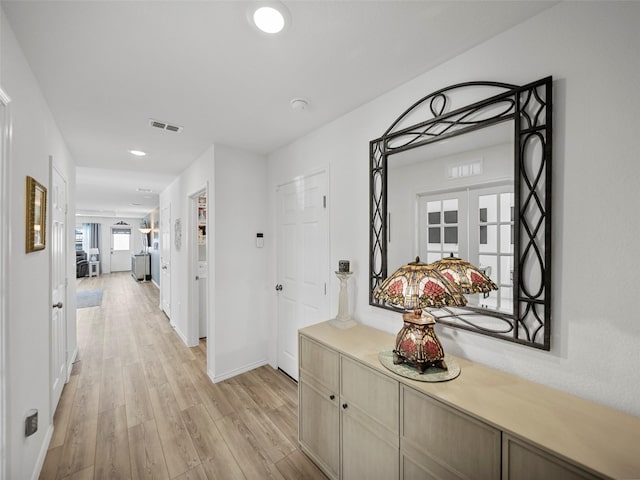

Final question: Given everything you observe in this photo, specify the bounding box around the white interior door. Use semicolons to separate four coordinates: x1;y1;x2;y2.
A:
110;226;132;272
51;164;67;412
277;171;329;380
160;205;171;318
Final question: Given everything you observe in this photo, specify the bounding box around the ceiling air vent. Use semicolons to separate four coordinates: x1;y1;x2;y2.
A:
149;118;183;133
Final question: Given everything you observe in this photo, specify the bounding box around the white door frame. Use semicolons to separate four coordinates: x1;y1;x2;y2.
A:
188;184;208;347
0;86;12;480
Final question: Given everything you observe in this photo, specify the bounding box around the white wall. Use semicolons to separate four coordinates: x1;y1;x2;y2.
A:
268;2;640;416
212;144;269;381
75;216;145;275
1;8;77;479
159;148;214;346
159;144;269;381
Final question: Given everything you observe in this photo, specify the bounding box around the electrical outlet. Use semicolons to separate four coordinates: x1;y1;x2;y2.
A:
25;409;38;437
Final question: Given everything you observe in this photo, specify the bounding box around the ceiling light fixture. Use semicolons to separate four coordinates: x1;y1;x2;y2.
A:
129;150;147;157
249;2;290;34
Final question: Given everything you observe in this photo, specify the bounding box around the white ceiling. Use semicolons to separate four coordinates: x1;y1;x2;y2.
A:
2;0;556;218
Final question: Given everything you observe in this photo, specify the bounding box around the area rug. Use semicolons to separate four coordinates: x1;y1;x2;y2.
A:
77;288;103;309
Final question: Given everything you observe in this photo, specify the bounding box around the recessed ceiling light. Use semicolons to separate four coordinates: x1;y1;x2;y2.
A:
136;187;153;193
129;150;147;157
249;2;290;34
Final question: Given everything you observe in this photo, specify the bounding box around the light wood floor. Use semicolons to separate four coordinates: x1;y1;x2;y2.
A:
40;272;325;480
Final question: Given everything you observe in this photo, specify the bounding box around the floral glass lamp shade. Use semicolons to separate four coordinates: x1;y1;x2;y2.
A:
374;257;466;372
430;253;498;294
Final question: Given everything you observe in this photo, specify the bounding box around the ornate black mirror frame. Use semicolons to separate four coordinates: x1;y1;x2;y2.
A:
369;76;552;350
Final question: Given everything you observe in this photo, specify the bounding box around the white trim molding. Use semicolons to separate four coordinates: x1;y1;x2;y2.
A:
0;86;13;480
210;359;267;384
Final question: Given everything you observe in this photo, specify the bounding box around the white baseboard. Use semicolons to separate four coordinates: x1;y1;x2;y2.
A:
66;346;78;382
173;325;189;347
210;359;267;383
151;279;159;289
31;424;53;480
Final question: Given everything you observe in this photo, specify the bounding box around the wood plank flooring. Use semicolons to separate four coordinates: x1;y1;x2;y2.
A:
40;272;325;480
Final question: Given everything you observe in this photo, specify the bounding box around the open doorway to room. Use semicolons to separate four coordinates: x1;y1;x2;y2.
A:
190;188;208;341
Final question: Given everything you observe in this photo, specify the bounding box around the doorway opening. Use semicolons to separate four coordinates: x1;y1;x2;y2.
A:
190;189;208;341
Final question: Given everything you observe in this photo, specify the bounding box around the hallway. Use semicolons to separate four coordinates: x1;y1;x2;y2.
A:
40;273;324;480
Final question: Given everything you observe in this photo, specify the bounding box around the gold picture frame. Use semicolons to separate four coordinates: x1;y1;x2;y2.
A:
25;176;47;253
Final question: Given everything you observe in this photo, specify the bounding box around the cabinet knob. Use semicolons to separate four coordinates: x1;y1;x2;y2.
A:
342;403;348;409
329;394;335;400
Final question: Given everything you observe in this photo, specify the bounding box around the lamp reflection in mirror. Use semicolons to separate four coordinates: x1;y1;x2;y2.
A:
430;253;498;295
375;256;498;374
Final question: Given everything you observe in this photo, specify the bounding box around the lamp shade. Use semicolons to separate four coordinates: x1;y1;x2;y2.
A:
430;254;498;294
374;257;467;311
88;247;99;262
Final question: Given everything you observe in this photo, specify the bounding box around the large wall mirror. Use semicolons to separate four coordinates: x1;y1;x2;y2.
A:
370;77;552;350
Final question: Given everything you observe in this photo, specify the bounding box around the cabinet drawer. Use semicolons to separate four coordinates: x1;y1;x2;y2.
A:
401;385;500;480
299;335;339;393
503;434;602;480
341;355;399;434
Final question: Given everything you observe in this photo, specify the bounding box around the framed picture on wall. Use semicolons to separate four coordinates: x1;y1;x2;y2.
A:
25;176;47;253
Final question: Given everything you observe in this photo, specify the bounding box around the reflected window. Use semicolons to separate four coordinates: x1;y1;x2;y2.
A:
418;184;513;313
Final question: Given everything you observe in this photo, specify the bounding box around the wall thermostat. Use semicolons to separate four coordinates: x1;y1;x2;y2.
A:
256;233;264;248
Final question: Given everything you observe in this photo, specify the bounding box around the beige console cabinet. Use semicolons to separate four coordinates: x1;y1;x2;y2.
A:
299;322;640;480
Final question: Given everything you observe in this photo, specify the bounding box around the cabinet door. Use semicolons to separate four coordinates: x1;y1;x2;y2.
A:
502;435;602;480
299;335;339;392
342;404;399;480
340;355;399;434
341;355;400;479
400;386;500;480
299;378;340;480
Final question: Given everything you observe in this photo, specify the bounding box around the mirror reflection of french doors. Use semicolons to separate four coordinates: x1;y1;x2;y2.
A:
418;183;513;313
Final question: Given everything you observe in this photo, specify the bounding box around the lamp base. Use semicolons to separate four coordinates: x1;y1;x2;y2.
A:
392;351;447;373
393;310;447;372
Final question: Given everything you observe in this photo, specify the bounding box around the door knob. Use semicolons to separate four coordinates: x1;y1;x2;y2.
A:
52;302;63;309
329;394;335;400
275;284;283;291
195;276;199;280
342;403;348;409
